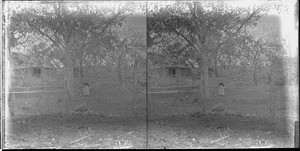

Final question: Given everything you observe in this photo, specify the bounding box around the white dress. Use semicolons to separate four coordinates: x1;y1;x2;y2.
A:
218;85;225;96
83;85;90;96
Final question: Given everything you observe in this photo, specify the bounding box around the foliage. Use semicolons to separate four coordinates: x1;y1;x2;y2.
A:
148;37;195;68
233;19;285;85
9;1;135;66
10;33;54;67
147;1;263;62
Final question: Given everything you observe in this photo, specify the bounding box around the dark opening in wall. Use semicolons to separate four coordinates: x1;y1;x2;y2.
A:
208;67;214;77
74;67;78;77
168;67;176;76
32;67;41;77
74;67;81;77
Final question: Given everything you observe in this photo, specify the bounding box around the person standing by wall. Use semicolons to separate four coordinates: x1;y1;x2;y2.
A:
83;82;90;101
218;82;225;96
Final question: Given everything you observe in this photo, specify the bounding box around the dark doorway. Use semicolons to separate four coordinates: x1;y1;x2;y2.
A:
32;67;41;77
169;67;176;76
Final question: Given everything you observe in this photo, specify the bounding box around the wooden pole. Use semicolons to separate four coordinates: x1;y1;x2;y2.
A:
132;59;138;117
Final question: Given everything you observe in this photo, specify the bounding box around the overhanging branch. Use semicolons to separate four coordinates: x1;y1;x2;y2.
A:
164;25;208;63
214;9;261;52
27;21;63;50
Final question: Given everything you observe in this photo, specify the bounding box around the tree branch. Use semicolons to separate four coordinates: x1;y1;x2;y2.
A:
66;20;78;43
83;12;121;49
54;3;67;41
188;2;203;43
27;21;63;50
202;19;212;43
214;9;261;52
52;29;65;48
167;26;208;62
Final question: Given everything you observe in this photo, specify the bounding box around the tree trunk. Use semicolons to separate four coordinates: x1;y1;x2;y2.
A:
253;65;258;86
212;51;218;78
77;60;85;98
210;53;218;100
268;67;276;118
132;60;138;116
123;63;126;84
66;51;76;102
201;62;210;114
214;67;218;77
268;72;272;84
118;64;123;85
80;62;84;78
117;54;124;85
253;73;258;86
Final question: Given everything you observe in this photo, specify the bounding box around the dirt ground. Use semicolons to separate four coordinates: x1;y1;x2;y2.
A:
3;84;298;149
4;112;294;149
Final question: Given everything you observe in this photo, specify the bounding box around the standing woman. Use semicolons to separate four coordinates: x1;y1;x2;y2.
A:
217;82;225;103
218;82;225;96
83;82;90;101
